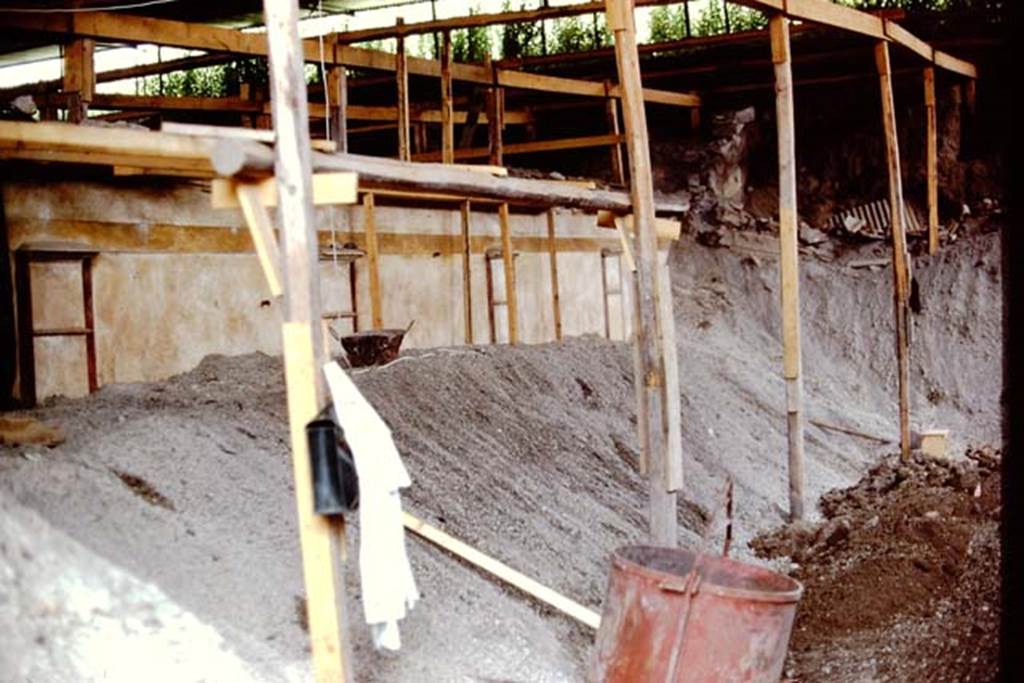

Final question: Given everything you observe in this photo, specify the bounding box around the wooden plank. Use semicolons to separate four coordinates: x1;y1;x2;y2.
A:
344;104;530;125
440;31;454;165
234;183;284;297
607;0;677;546
213;173;357;209
395;20;411;162
876;40;912;463
499;203;519;344
596;211;681;241
486;68;504;167
658;254;682;492
761;0;886;40
403;512;600;629
934;50;978;78
412;134;625;162
261;0;351;679
162;122;336;152
461;200;473;344
884;20;933;62
924;67;939;255
771;15;806;521
547;208;563;341
14;251;36;406
363;193;383;329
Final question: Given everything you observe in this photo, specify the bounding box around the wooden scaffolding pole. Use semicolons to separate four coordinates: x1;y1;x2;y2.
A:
363;192;383;329
875;41;912;462
261;1;350;680
326;63;348;152
461;200;474;344
62;38;94;123
770;15;806;521
395;19;411;162
924;66;939;255
498;202;519;344
440;30;455;165
546;208;563;341
604;80;626;186
486;62;504;167
606;0;677;546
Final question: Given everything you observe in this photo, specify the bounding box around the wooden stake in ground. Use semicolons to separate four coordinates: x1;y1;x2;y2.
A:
461;200;473;344
498;202;519;344
606;0;677;547
546;208;563;341
261;0;351;680
875;41;912;462
924;66;939;255
363;192;383;329
770;14;806;521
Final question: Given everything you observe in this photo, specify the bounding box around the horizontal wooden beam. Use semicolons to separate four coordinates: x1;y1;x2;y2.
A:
210;136;688;215
411;134;623;162
3;10;699;108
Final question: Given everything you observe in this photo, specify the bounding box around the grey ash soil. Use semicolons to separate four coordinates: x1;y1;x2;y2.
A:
0;230;1002;681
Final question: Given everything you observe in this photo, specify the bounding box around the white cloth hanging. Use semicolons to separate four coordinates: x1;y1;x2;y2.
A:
323;361;419;650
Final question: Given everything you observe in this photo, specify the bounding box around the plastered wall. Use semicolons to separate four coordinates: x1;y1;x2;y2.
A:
4;179;636;400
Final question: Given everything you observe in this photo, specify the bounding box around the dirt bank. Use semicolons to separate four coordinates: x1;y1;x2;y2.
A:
0;230;1003;680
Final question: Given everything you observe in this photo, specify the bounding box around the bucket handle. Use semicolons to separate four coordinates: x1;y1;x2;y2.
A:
664;568;703;680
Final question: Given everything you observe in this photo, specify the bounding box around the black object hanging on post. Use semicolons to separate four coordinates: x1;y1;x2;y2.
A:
306;405;359;515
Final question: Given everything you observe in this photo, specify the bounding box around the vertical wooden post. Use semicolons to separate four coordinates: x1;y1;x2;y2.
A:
261;1;350;681
327;62;348;152
606;0;677;546
440;30;455;165
63;38;94;123
604;80;626;186
546;208;563;341
498;203;519;345
461;200;474;344
875;41;912;462
81;257;98;394
924;66;939;255
396;19;411;161
771;15;806;521
363;193;383;329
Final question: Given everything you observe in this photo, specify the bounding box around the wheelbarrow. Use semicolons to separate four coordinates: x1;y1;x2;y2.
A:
336;320;415;368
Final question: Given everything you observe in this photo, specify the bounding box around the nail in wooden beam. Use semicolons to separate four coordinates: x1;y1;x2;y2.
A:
771;14;806;521
261;0;351;680
461;200;474;344
604;80;626;185
363;192;383;329
924;66;939;255
876;40;912;462
396;19;411;162
499;203;519;344
606;0;677;546
327;62;348;152
546;208;563;341
441;30;455;165
63;38;95;124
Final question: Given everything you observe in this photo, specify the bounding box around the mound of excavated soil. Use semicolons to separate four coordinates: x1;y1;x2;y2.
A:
753;446;1001;682
0;231;1003;680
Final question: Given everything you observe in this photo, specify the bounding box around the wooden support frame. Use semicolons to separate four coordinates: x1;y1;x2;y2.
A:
606;0;677;546
875;40;913;463
486;69;504;167
498;203;519;345
604;80;626;186
770;14;806;521
461;200;474;344
440;30;455;165
547;208;563;342
411;133;624;163
924;66;939;255
362;193;383;329
395;19;411;162
261;1;351;680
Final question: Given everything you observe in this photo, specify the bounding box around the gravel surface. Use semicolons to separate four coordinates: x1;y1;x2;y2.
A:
0;231;1003;681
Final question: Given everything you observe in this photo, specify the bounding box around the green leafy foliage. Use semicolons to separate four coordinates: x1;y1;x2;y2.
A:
551;13;611;54
649;5;688;43
500;1;544;59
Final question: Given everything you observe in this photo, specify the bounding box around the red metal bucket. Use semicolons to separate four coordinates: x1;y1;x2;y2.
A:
591;545;803;682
